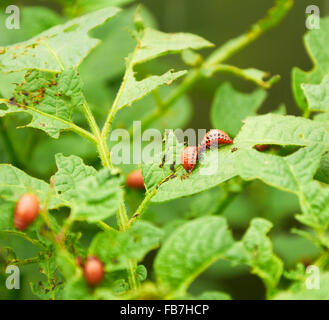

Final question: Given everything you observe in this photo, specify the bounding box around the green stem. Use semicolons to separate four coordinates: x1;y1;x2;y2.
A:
128;188;158;227
101;46;139;142
204;0;294;68
216;181;250;215
96;221;116;232
8;256;40;267
81;102;113;170
131;1;293;134
118;201;139;291
0;230;47;250
0;98;96;144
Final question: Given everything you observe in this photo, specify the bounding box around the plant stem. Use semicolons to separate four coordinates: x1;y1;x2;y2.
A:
0;230;47;250
132;0;293;133
81;102;113;170
101;47;139;142
127;188;158;227
8;256;40;267
0;98;96;144
96;221;116;232
217;181;251;214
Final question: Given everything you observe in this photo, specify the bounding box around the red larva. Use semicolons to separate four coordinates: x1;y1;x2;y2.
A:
181;146;198;173
83;256;104;286
126;169;145;189
255;144;271;152
14;193;40;231
199;129;233;153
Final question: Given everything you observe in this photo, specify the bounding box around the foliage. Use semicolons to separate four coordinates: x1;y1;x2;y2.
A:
2;0;329;301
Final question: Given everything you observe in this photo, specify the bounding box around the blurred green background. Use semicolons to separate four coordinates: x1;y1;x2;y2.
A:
0;0;326;300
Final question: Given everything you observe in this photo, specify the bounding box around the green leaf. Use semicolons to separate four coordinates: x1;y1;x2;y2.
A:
0;199;15;230
211;82;267;136
108;12;213;115
292;16;329;111
209;65;280;88
0;69;84;138
89;221;162;270
116;69;186;110
63;277;94;300
0;164;63;209
154;216;234;296
56;250;77;280
146;114;329;203
231;218;283;289
54;154;123;222
32;252;64;300
303;74;329;113
132;28;213;65
113;85;192;132
135;264;147;283
0;7;121;73
235;114;329;148
71;0;134;15
315;152;329;184
237;145;329;229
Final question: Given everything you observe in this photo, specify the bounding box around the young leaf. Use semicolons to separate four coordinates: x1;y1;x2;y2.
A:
154;216;234;296
292;16;329;111
0;7;121;73
116;69;186;110
103;12;213;129
237;145;329;229
89;221;163;270
303;74;329;113
211;82;267;136
0;69;85;138
235;114;329;148
132;28;213;66
0;164;63;208
54;154;123;222
32;252;64;300
229;218;283;289
70;0;135;15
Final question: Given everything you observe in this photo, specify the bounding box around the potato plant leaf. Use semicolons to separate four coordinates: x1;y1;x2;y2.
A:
292;16;329;111
211;82;267;136
54;154;123;222
146;114;329;203
228;218;283;289
0;164;63;208
154;216;234;296
109;12;213;114
89;221;163;271
303;74;329;114
0;7;121;73
0;69;87;139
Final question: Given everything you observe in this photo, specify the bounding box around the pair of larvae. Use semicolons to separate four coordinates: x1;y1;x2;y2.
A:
181;129;233;173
